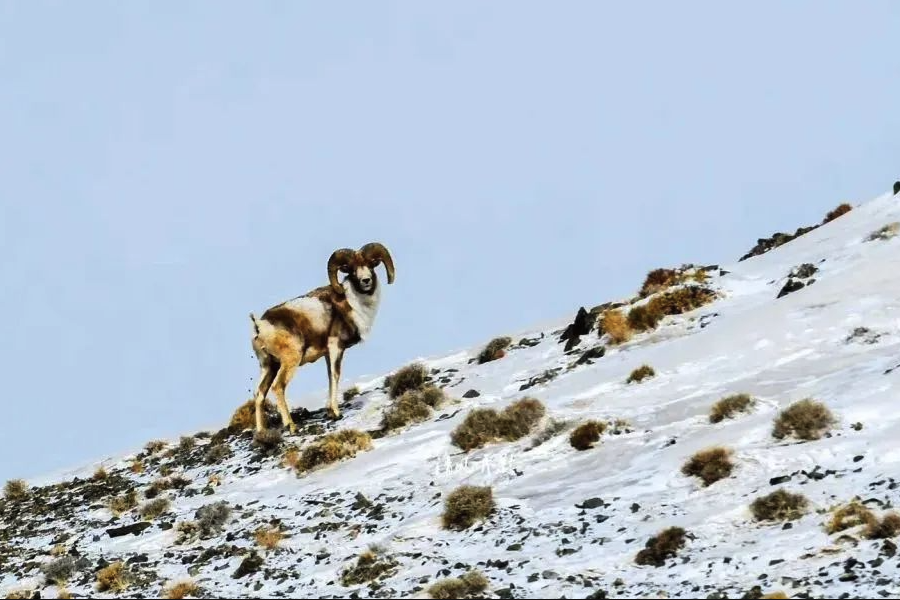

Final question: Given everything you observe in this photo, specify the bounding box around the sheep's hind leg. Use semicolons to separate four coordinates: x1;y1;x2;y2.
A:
253;363;277;432
271;359;300;434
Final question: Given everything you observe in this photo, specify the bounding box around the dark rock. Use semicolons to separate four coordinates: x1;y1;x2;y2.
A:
106;522;152;538
586;590;608;599
777;279;806;298
462;389;480;398
127;554;149;564
739;225;819;262
769;475;792;485
853;455;864;462
232;551;264;579
881;540;897;557
894;181;900;195
559;307;596;351
630;503;640;513
573;345;606;368
792;263;818;279
519;368;561;391
782;522;793;530
577;498;607;510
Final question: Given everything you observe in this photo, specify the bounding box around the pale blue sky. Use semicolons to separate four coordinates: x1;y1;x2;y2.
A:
2;2;899;481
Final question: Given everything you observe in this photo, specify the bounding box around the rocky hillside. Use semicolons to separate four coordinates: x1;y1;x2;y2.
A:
3;186;900;599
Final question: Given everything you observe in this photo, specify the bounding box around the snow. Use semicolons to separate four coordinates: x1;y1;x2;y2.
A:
3;189;900;598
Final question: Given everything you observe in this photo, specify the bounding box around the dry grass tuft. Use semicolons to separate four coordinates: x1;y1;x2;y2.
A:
50;544;67;557
599;309;632;344
381;385;446;432
627;365;655;384
96;562;130;592
647;285;716;317
139;497;172;520
866;222;900;241
253;428;284;454
681;447;734;486
229;398;278;431
826;501;877;534
57;588;72;600
92;466;108;480
109;489;138;516
282;448;301;470
442;485;495;531
426;571;490;599
343;386;361;402
164;580;201;599
823;202;853;223
386;363;430;399
41;557;77;585
254;525;285;550
751;489;808;522
865;512;900;539
450;398;546;451
178;436;196;453
635;527;688;567
477;336;512;364
761;593;788;599
4;479;28;501
639;268;680;297
627;304;662;332
296;429;373;473
772;399;836;441
340;547;398;586
130;459;144;474
569;421;606;451
144;439;168;454
709;393;755;423
4;589;35;600
204;443;232;464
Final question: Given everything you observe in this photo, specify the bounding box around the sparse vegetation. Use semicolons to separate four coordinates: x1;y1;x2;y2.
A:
343;386;361;402
178;436;196;452
426;571;490;599
866;222;900;241
647;285;716;318
635;527;688;567
57;588;72;600
340;548;398;586
381;385;446;432
109;489;138;516
254;525;285;550
282;448;301;470
710;393;755;423
442;485;495;531
4;589;35;600
865;512;900;539
146;475;190;499
139;497;172;520
92;466;108;480
569;421;606;450
196;501;232;537
229;398;276;431
627;304;662;332
826;501;876;534
450;398;546;451
41;556;77;585
599;309;632;344
681;447;734;486
145;439;168;454
4;479;28;501
627;365;655;384
253;428;284;454
477;336;512;364
130;459;144;474
204;443;232;464
96;562;130;592
386;362;430;399
639;268;680;297
772;399;836;441
823;202;852;223
164;580;201;599
295;429;373;472
751;489;809;522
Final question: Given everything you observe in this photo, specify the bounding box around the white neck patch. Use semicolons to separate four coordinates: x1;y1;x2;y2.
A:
342;278;381;341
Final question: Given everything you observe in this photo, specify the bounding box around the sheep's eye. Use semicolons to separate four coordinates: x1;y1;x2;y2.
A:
340;266;352;274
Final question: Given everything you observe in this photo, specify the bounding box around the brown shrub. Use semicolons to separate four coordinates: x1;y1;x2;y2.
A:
340;548;398;586
627;304;662;332
569;421;606;451
635;527;688;567
450;398;546;451
627;365;655;384
229;399;276;431
477;337;512;364
599;309;632;344
709;393;755;423
826;501;876;534
4;479;28;501
647;285;716;317
204;443;232;464
865;512;900;539
751;489;808;522
144;440;168;454
639;268;680;297
130;459;144;474
252;428;284;454
178;436;196;453
343;386;361;402
164;580;201;599
57;588;72;600
772;399;835;441
381;385;446;432
426;571;490;599
386;363;430;399
254;525;284;550
92;467;108;481
442;486;495;530
296;429;372;473
681;447;734;486
282;448;301;470
823;202;852;224
96;562;130;592
109;489;138;516
4;589;35;600
139;497;171;520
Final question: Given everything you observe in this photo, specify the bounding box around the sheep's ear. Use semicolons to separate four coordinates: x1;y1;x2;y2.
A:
340;265;353;274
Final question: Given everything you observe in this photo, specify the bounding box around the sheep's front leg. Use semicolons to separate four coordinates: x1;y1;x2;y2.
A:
326;337;344;419
271;358;300;434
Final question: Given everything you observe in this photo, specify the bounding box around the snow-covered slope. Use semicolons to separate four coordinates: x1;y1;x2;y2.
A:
4;189;900;599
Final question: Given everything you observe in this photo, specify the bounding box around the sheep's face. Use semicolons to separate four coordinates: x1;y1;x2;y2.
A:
342;263;376;294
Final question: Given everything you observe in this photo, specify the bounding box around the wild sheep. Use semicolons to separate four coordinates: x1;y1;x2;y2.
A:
249;242;395;432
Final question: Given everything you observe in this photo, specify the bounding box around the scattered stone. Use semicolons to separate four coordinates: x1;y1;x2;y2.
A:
770;475;792;485
577;498;607;510
462;389;480;398
106;522;152;538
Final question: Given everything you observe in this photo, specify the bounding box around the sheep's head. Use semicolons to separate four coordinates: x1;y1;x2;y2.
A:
328;243;396;295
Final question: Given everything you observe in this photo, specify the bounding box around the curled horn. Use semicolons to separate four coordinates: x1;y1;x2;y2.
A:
328;248;358;294
360;242;395;284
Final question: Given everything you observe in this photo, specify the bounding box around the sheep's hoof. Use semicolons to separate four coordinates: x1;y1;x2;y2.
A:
328;410;342;421
287;422;298;435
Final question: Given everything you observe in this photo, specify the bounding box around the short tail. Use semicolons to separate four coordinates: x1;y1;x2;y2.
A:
250;313;260;336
